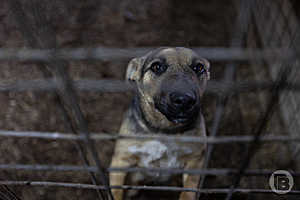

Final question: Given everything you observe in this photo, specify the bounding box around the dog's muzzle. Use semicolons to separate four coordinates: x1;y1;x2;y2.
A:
155;91;200;124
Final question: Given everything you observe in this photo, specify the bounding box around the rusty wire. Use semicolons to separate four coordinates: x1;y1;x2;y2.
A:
1;164;300;177
1;181;300;195
0;78;300;95
0;47;296;62
1;129;300;143
0;0;299;199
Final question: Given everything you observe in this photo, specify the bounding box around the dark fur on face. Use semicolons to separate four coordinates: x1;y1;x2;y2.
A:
153;73;201;124
126;47;210;133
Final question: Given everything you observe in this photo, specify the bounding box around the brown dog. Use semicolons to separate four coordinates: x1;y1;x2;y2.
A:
110;47;210;200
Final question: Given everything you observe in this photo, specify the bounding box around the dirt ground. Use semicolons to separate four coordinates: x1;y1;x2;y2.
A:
0;0;298;200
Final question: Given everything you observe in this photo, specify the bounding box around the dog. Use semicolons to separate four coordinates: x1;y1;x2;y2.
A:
109;47;210;200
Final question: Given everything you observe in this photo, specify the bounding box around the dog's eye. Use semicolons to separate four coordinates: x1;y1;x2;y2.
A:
150;62;167;75
191;63;206;75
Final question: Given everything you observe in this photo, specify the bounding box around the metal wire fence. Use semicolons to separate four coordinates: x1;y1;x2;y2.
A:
0;0;300;200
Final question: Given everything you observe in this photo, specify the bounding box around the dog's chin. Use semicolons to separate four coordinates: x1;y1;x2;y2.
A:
166;109;200;125
167;116;192;124
154;102;200;125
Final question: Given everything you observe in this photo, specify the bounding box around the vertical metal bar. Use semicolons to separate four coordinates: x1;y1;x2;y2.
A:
196;0;253;199
8;1;113;199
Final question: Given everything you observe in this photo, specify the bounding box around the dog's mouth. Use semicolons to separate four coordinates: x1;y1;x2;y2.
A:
154;98;200;124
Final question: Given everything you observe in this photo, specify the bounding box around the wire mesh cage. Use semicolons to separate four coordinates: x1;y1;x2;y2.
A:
0;0;299;200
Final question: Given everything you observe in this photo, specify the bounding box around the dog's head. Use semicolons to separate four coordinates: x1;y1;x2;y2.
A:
127;47;210;132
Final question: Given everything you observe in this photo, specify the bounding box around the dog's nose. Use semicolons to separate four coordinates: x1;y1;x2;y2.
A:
169;92;196;110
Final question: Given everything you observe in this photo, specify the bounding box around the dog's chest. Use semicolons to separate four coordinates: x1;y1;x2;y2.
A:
127;140;194;181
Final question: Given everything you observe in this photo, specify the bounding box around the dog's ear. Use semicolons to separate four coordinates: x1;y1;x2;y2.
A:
202;58;210;80
126;57;144;82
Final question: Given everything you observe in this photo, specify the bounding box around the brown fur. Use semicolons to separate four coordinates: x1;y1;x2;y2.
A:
110;47;210;200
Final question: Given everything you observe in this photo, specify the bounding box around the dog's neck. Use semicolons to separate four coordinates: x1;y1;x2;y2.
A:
131;96;202;134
